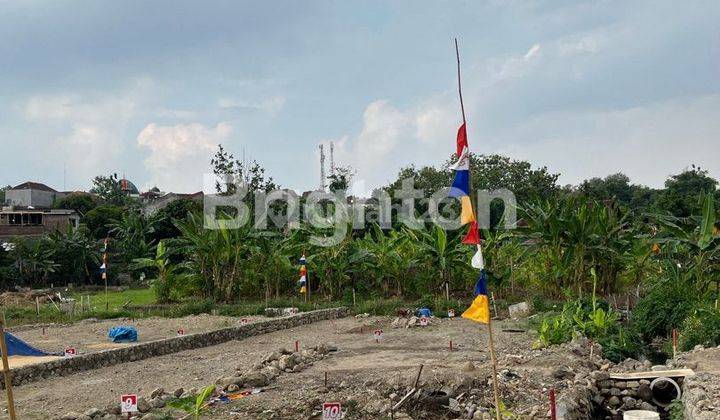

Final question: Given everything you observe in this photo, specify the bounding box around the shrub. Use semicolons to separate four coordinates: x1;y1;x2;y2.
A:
678;306;720;351
631;276;699;341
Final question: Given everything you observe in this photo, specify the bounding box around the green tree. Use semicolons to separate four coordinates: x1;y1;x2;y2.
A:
90;173;129;206
132;241;179;303
656;166;718;217
0;185;10;204
48;225;100;284
54;192;99;215
328;165;355;192
150;198;203;242
84;205;125;239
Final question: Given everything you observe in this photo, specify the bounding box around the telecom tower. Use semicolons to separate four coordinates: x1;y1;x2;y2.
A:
319;144;326;191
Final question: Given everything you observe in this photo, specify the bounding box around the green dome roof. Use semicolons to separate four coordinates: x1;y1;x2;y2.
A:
119;178;139;194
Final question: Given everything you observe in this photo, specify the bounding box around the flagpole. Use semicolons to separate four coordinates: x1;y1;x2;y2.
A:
455;37;501;420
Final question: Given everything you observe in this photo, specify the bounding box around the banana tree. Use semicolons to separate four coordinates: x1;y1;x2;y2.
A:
415;225;468;296
651;192;720;292
132;240;179;303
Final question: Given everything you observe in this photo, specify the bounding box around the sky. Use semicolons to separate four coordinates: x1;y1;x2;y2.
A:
1;0;719;194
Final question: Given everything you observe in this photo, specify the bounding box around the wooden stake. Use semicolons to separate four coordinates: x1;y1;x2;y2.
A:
549;389;557;420
0;316;18;420
486;322;501;420
445;282;450;301
35;297;40;319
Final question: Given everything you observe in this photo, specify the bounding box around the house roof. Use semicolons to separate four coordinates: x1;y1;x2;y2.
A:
11;182;57;192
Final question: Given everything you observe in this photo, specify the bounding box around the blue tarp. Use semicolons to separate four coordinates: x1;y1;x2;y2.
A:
1;332;55;357
108;326;138;343
418;307;433;318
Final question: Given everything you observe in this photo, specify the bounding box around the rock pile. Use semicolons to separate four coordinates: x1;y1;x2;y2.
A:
215;344;337;392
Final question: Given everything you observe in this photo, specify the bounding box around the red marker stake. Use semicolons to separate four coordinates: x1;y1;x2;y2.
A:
295;340;299;352
549;389;557;420
449;340;453;351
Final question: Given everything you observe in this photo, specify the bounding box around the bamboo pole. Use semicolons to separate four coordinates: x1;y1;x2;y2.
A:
456;37;501;420
486;322;502;420
0;316;17;420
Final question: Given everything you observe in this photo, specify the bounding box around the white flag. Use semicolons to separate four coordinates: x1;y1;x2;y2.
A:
471;246;484;269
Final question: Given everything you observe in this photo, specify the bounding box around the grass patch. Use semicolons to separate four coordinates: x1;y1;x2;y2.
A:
68;288;156;311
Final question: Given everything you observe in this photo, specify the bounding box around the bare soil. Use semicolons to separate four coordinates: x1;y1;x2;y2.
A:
7;314;261;368
1;315;596;419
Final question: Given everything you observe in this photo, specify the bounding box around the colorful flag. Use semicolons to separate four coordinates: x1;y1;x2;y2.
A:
299;254;307;294
462;270;490;324
448;124;480;244
471;246;484;269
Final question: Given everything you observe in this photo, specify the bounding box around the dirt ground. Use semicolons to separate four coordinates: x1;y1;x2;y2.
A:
1;315;596;419
7;314;260;368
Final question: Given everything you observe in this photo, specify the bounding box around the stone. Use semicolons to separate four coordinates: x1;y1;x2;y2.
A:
508;302;531;319
240;371;270;387
173;388;184;397
149;397;165;409
140;414;165;420
149;387;164;399
640;401;657;411
608;396;621;406
462;361;476;372
83;408;102;417
406;316;418;328
217;376;243;388
552;367;574;380
227;384;240;392
137;397;150;413
61;413;81;420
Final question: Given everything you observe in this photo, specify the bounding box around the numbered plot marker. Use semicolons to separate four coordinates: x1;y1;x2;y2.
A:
177;328;185;336
240;318;249;325
373;329;383;342
64;347;77;357
322;402;342;420
419;316;429;327
448;309;455;318
121;394;138;413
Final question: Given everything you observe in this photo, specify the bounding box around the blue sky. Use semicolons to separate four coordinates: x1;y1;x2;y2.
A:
1;0;719;193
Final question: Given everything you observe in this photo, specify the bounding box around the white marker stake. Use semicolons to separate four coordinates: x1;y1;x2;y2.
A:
240;318;249;325
420;316;429;327
373;329;383;343
176;329;185;336
322;402;342;420
64;348;77;358
448;309;455;318
121;394;138;414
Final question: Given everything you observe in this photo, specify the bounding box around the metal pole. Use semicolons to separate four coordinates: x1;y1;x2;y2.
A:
0;316;18;420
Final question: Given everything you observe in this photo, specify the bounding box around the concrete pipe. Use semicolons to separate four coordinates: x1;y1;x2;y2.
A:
649;376;681;407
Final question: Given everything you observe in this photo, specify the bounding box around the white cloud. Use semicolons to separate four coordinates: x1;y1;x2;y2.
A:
495;94;720;188
524;43;541;60
137;122;232;192
21;92;138;186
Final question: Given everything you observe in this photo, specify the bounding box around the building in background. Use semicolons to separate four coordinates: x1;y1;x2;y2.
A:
3;182;66;208
0;208;79;241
